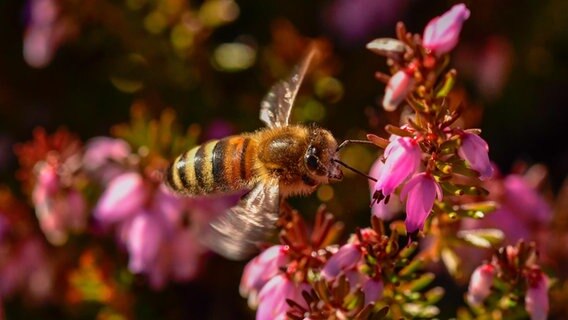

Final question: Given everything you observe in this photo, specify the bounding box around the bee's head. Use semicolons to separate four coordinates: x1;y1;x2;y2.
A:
304;128;343;183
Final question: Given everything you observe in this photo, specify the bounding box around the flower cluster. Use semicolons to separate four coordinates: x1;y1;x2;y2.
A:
241;206;443;319
12;105;237;291
465;241;549;320
367;4;492;235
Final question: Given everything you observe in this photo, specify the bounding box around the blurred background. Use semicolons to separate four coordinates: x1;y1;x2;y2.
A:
0;0;567;319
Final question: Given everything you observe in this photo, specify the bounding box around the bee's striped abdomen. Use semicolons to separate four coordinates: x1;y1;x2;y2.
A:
166;136;256;195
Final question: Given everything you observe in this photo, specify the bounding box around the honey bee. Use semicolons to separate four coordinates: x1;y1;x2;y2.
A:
165;50;343;260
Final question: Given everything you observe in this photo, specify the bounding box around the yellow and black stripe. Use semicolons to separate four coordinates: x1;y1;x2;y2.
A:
166;136;257;195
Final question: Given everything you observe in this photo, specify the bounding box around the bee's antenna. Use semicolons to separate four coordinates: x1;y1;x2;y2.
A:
336;139;375;151
332;159;378;182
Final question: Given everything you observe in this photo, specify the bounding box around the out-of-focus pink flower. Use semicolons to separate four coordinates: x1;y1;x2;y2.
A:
321;243;362;280
32;162;87;245
83;137;131;182
400;173;442;232
240;245;289;307
458;132;493;180
382;70;415;111
467;263;495;305
373;137;421;198
94;172;147;223
126;211;165;273
422;4;470;55
170;228;205;281
323;0;408;46
256;275;309;320
23;0;77;68
504;175;551;224
525;273;549;320
362;278;384;305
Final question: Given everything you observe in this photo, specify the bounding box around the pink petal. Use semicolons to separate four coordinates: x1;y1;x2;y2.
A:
402;173;439;232
256;275;308;320
363;279;384;305
382;70;415;111
467;263;495;305
375;137;421;196
458;133;494;180
422;4;470;55
240;245;289;305
126;211;165;273
525;274;549;320
94;172;147;223
321;244;362;280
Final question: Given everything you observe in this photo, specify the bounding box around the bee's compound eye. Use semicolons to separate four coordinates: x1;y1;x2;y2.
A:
306;154;318;171
305;146;319;172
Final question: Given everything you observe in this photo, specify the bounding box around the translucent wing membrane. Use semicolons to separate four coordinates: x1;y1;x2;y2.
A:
201;183;280;260
259;49;316;128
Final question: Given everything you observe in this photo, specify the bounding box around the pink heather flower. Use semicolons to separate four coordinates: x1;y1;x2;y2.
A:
382;70;415;111
240;245;289;307
83;137;131;183
467;264;495;305
32;163;87;245
401;173;442;232
369;156;401;220
458;132;494;180
125;211;165;273
170;228;205;282
374;136;421;198
321;243;362;281
256;275;309;320
504;175;551;224
363;278;384;305
422;4;470;55
94;172;147;223
525;274;549;320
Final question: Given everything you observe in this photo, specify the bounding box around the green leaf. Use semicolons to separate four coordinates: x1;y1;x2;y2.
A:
457;229;504;248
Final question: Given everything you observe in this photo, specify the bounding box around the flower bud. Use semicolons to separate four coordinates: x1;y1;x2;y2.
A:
382;70;415;111
321;243;362;280
422;4;470;55
467;263;495;305
525;273;549;320
240;245;289;307
400;173;442;233
458;132;494;180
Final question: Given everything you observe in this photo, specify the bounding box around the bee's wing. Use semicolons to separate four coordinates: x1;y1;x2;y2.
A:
259;49;316;128
201;182;280;260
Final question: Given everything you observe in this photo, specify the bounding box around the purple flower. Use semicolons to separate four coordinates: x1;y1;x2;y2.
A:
83;137;131;183
125;211;165;273
94;172;147;223
467;263;495;305
256;274;309;320
32;162;87;245
373;136;421;197
362;278;384;305
240;245;289;307
369;159;401;220
400;173;442;232
458;132;494;180
525;273;549;320
170;228;205;281
422;4;470;55
382;70;415;111
504;175;551;224
321;243;362;281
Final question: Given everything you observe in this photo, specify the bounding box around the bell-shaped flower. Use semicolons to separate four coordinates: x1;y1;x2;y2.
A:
363;278;384;305
83;137;131;183
256;274;309;320
401;173;442;232
94;172;147;223
467;263;495;305
383;70;415;111
525;273;549;320
240;245;289;307
458;132;494;180
321;243;362;281
422;4;470;55
125;211;165;273
373;137;421;198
